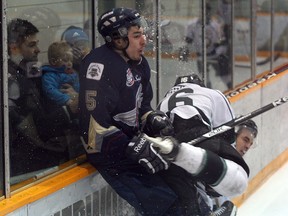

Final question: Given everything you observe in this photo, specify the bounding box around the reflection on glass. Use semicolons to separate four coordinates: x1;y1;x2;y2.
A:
181;2;231;90
257;0;288;72
151;0;233;96
233;0;252;85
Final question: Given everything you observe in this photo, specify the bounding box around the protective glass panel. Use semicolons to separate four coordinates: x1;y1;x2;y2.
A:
149;0;234;99
0;2;3;197
159;0;201;98
6;0;90;188
257;0;288;72
233;0;253;84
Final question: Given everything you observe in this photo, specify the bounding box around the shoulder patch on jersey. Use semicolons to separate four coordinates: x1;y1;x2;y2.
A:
86;63;104;80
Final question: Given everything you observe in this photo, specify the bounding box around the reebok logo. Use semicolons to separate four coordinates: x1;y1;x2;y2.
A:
134;137;146;153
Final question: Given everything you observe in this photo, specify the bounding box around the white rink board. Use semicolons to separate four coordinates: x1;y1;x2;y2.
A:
6;173;137;216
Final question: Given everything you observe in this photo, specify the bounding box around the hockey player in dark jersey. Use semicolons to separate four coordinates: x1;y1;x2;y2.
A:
78;7;192;216
127;74;250;215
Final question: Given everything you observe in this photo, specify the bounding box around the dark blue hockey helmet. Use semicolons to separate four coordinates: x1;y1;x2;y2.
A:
97;7;148;43
174;74;205;87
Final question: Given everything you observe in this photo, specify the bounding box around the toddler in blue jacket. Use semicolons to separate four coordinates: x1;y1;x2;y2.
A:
41;41;79;109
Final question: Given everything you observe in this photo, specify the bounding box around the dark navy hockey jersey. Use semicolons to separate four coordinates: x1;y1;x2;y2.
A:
79;44;153;158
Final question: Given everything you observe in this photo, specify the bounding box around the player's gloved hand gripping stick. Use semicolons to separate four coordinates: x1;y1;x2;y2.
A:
126;134;179;174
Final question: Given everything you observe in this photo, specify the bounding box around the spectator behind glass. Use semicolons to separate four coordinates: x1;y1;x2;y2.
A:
41;41;79;111
7;19;81;177
19;7;69;105
61;26;91;73
20;7;61;64
179;3;231;89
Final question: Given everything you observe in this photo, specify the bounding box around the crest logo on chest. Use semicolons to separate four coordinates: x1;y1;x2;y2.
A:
126;68;134;87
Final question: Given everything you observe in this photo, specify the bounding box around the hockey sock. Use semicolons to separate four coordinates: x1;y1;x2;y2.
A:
173;143;226;184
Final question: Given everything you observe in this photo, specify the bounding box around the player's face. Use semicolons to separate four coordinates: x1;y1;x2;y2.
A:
19;34;40;62
125;26;147;61
236;128;255;156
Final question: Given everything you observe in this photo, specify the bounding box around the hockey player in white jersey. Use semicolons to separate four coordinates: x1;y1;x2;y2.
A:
127;74;249;215
207;120;258;213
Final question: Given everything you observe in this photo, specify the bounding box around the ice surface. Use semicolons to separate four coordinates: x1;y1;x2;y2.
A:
237;161;288;216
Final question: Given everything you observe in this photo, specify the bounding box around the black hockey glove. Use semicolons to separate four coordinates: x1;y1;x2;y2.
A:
126;134;180;174
142;110;174;137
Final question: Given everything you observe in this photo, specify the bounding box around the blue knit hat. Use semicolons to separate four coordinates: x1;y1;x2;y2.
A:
61;26;89;45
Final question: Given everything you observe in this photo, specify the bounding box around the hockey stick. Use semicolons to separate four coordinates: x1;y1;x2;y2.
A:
188;96;288;145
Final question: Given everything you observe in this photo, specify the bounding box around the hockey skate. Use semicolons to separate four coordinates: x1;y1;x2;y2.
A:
209;201;237;216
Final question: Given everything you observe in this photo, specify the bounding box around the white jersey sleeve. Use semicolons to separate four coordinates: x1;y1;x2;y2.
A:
158;83;234;128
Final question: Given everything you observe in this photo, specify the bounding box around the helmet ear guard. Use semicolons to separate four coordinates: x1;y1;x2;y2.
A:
105;36;112;43
118;27;129;37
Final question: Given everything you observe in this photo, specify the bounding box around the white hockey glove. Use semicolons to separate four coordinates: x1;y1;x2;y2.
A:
126;134;179;174
144;134;180;162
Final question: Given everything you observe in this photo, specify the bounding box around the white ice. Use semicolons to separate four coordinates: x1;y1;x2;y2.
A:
237;161;288;216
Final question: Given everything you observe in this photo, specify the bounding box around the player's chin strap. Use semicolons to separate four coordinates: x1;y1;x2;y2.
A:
121;40;131;60
110;37;142;63
187;96;288;146
112;37;131;60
